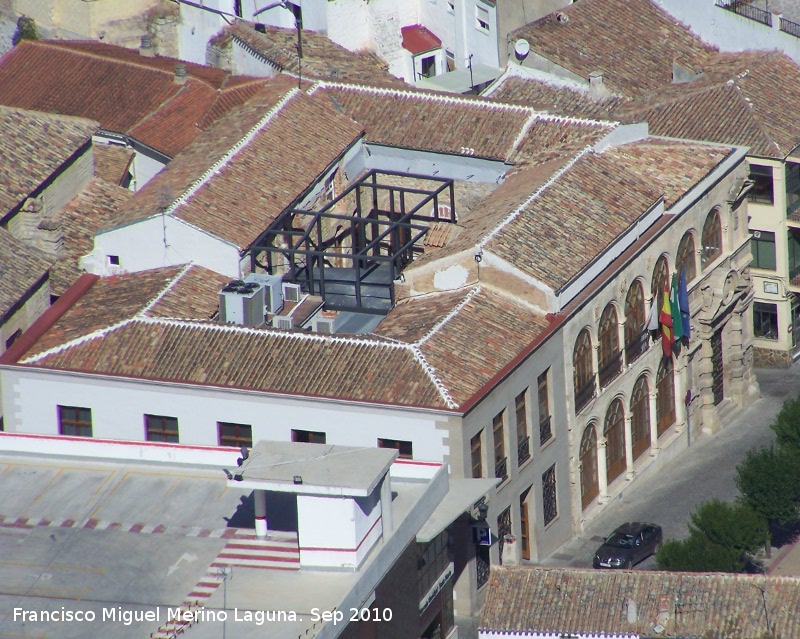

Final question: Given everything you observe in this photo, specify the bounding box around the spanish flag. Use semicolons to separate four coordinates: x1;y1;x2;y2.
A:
660;281;673;357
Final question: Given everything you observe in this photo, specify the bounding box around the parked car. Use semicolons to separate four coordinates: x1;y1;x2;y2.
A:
593;522;663;569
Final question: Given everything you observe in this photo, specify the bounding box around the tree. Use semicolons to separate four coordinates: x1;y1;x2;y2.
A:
771;392;800;453
12;16;37;46
656;531;742;572
735;445;800;556
689;499;766;556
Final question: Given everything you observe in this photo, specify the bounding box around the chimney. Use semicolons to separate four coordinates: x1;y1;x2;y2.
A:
589;70;610;101
174;64;188;84
139;34;155;57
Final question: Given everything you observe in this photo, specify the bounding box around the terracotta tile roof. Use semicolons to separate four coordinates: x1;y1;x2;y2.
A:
486;149;662;290
489;75;626;120
316;83;613;163
227;20;405;87
401;25;442;56
0;40;263;157
93;145;134;186
480;566;800;638
621;51;800;159
52;179;133;296
146;267;230;320
0;105;98;216
104;77;363;248
0;229;53;322
510;0;717;96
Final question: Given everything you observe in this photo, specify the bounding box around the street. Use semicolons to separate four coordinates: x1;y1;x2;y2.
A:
545;362;800;568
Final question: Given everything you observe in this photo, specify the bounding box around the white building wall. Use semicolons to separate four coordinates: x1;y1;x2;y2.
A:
327;0;373;51
461;0;499;68
178;2;230;65
656;0;800;66
231;39;282;77
85;216;242;278
420;0;457;59
297;495;362;567
0;367;451;461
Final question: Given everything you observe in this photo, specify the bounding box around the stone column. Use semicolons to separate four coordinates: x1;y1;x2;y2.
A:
597;437;609;502
592;342;601;396
649;391;660;456
674;354;687;434
254;489;268;540
624;413;635;479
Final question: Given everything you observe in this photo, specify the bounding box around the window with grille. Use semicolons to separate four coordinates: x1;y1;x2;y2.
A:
604;398;626;484
378;438;413;459
656;359;676;436
218;422;252;447
631;376;651;460
471;431;483;478
598;304;621;388
573;329;595;412
145;414;179;443
497;506;512;563
493;411;507;481
542;464;557;525
58;405;92;437
538;369;552;445
701;209;722;270
624;281;648;364
676;232;697;282
292;429;326;444
754;302;779;340
515;391;530;466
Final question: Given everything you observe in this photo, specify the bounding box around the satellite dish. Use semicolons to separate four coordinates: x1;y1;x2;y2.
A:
514;39;530;60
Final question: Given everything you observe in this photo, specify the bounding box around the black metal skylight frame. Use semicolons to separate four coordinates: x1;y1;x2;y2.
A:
249;169;456;313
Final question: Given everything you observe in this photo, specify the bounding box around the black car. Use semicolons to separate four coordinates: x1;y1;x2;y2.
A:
593;522;663;569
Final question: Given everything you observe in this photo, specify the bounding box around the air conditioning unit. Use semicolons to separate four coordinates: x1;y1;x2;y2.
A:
245;273;283;314
219;280;265;327
272;315;294;330
313;317;336;334
283;283;302;303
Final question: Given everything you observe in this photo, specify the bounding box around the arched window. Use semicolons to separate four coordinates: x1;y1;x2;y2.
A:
631;376;650;460
604;398;626;484
573;329;595;412
676;232;697;282
624;281;648;364
598;304;621;388
701;209;722;270
580;424;599;509
656;358;676;436
651;255;670;300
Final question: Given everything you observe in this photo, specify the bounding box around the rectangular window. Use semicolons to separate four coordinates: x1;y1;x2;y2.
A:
58;405;92;437
515;391;530;466
748;164;774;204
476;5;490;31
787;161;800;215
145;414;179;443
751;230;776;270
218;422;252;447
5;328;22;350
497;506;512;564
292;429;326;444
470;431;483;478
538;369;552;445
446;49;455;72
421;55;436;79
754;302;779;340
493;411;507;481
520;488;531;560
378;437;413;459
542;464;557;525
789;229;800;280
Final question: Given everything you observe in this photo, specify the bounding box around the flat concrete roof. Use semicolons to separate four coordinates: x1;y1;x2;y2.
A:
230;440;398;497
416;477;500;543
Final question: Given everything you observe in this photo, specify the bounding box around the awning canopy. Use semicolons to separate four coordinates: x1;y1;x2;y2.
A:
416;477;500;543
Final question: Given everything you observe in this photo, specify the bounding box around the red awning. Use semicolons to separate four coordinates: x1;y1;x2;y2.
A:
401;24;442;56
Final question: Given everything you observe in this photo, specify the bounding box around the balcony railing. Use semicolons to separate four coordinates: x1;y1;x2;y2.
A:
624;332;649;365
495;457;508;482
574;375;596;413
781;16;800;38
517;436;531;467
598;351;623;388
715;0;772;26
539;415;553;446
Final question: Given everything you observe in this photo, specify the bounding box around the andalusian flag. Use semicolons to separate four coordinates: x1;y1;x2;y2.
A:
670;273;683;341
659;281;673;357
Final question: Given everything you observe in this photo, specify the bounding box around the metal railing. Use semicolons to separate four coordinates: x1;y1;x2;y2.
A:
715;0;772;26
598;351;623;389
625;332;649;365
781;16;800;37
539;415;553;446
495;457;508;482
575;376;596;413
517;436;531;467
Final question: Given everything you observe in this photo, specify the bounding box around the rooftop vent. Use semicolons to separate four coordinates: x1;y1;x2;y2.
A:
174;64;188;84
140;34;155;57
556;11;569;23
